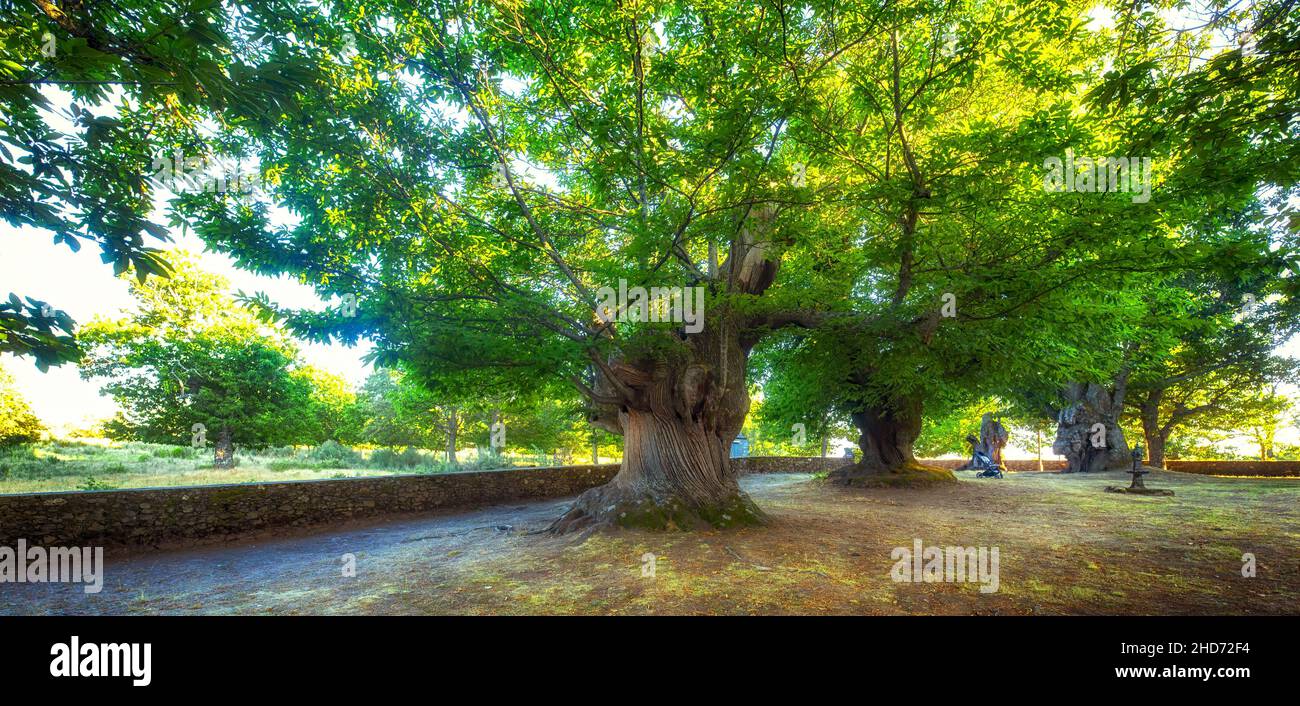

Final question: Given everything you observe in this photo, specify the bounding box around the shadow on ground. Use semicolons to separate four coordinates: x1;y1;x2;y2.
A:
3;469;1298;615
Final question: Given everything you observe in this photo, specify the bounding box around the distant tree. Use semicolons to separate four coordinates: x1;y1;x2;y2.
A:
740;396;842;458
1221;388;1295;461
469;388;593;461
292;365;363;445
1115;230;1298;468
0;362;44;446
1163;429;1247;461
355;370;416;448
78;257;340;461
355;368;455;452
357;367;596;461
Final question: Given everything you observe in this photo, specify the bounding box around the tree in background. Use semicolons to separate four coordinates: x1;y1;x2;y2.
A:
292;365;364;446
1126;358;1297;468
1214;387;1296;461
914;397;1004;460
355;370;429;449
355;368;477;462
355;368;600;462
755;0;1162;484
1109;213;1299;468
471;389;597;463
1014;0;1300;472
741;393;851;458
78;256;345;462
0;362;44;446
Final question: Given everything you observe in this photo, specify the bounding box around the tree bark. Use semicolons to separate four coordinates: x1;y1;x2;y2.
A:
1137;390;1167;469
552;405;762;532
958;412;1009;471
1052;380;1131;472
1144;431;1166;470
213;426;235;468
827;396;954;487
1037;428;1043;472
445;407;458;465
550;331;764;532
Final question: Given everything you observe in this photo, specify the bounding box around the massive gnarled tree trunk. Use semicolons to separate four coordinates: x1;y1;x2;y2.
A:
550;321;765;533
1051;379;1131;473
827;395;955;487
550;211;792;533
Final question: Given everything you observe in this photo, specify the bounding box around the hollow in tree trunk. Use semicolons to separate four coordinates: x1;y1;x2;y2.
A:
827;396;955;487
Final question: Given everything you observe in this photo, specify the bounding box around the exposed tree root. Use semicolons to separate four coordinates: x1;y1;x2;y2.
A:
826;460;957;488
547;481;767;534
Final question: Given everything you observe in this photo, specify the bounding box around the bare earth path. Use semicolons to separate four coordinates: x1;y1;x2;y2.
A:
3;470;1298;615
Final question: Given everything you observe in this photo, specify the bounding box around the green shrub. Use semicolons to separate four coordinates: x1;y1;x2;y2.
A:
154;446;192;459
263;445;298;458
0;367;44;447
369;447;402;468
399;447;424;468
369;446;425;469
463;451;511;471
417;461;457;474
308;440;360;468
104;463;129;475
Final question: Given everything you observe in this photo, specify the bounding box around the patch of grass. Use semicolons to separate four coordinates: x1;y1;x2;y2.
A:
0;439;563;494
267;459;322;472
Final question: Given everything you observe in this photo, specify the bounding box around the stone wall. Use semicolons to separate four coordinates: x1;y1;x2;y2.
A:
1164;460;1300;477
733;456;853;474
0;464;617;552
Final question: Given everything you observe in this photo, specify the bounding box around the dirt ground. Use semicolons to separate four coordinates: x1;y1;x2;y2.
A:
3;469;1298;615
